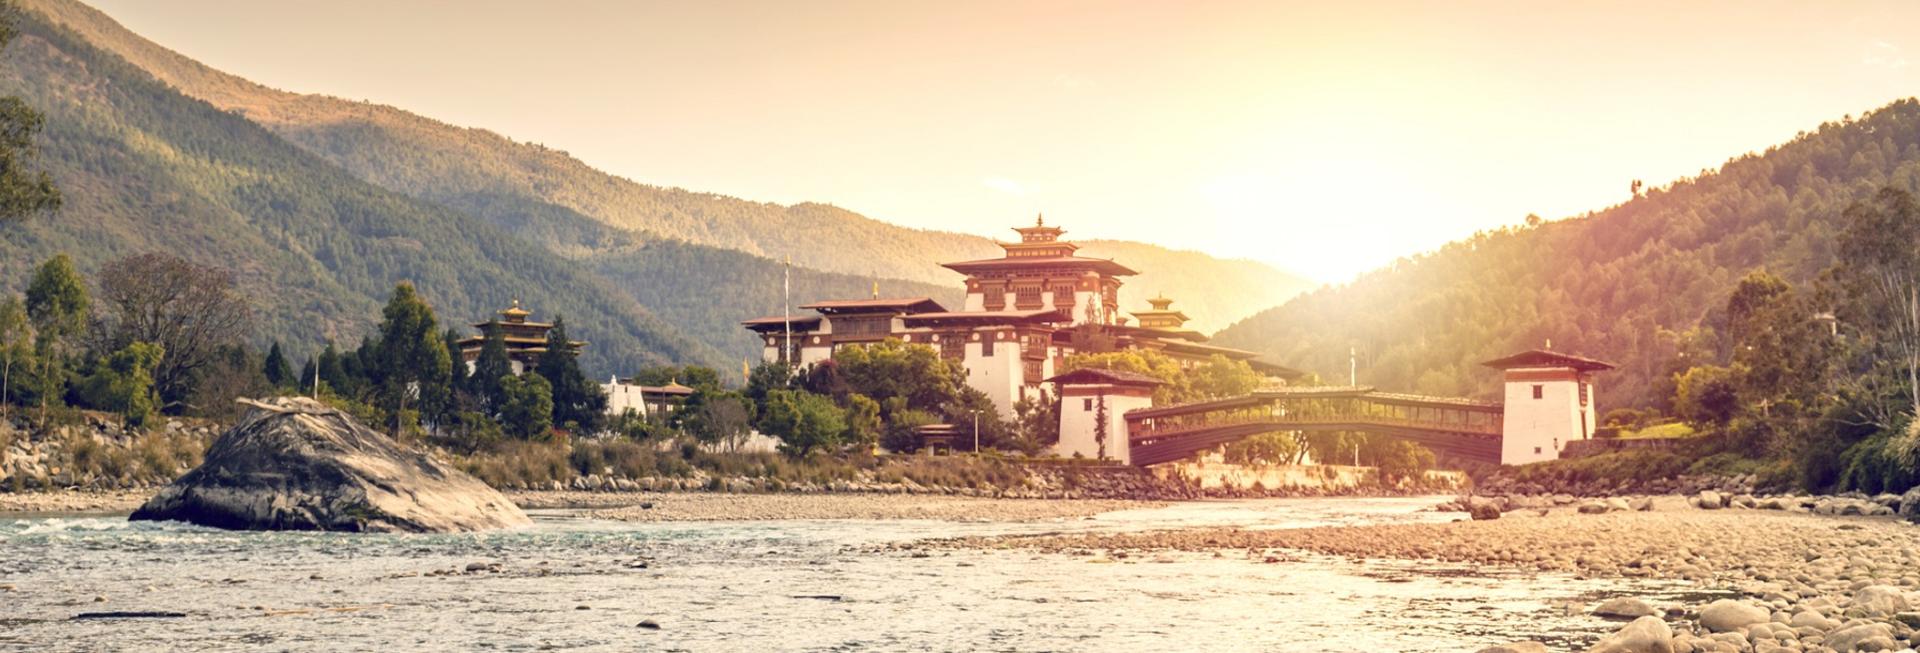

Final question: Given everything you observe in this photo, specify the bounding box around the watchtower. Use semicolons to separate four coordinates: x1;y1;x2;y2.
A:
1046;368;1162;464
1481;349;1616;465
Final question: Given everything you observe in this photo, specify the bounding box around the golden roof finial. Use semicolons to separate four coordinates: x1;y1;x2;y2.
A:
871;281;880;299
1036;212;1045;227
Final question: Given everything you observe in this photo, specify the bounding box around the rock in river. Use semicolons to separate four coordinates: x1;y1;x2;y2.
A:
1586;615;1673;653
1696;599;1769;633
130;397;529;532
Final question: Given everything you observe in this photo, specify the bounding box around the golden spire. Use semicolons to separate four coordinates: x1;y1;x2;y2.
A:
871;281;880;299
1036;212;1045;227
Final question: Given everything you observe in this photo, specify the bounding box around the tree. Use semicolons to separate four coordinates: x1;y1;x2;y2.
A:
1370;439;1435;483
262;341;295;389
1008;391;1059;455
0;296;30;418
881;406;938;453
91;253;253;411
188;345;272;422
77;341;163;428
1834;188;1920;420
1674;365;1741;428
498;373;553;440
24;254;87;424
369;282;452;433
843;393;882;451
0;9;61;222
470;322;513;413
683;390;754;451
833;339;963;412
757;389;845;456
534;316;606;433
1189;355;1262;400
745;362;796;406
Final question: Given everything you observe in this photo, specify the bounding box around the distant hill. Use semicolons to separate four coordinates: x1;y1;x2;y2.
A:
1214;99;1920;411
0;5;718;374
20;0;1315;334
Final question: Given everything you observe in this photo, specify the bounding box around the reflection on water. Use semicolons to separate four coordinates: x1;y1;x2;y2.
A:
0;497;1698;652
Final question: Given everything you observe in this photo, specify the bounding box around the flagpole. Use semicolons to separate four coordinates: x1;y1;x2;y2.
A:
783;256;793;369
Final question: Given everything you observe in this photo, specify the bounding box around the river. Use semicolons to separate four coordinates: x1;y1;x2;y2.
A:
0;497;1706;652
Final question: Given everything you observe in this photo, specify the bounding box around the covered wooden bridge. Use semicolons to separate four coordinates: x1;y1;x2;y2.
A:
1122;386;1504;466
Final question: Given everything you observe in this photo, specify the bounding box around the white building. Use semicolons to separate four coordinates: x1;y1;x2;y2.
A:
1048;368;1163;464
1482;349;1615;464
741;216;1296;419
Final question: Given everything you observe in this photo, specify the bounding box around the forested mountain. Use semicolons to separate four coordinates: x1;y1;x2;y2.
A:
19;0;1315;334
0;5;719;374
1215;99;1920;412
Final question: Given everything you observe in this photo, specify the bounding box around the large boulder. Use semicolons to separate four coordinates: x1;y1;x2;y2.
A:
131;397;529;532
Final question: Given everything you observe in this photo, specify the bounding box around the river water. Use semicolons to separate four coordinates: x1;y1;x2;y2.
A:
0;497;1704;652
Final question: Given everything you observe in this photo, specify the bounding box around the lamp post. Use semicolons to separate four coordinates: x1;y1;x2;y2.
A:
969;409;981;453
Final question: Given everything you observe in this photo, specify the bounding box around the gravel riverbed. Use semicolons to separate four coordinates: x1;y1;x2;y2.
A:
917;498;1920;652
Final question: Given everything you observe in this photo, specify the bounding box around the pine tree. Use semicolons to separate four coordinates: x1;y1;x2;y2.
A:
262;341;294;389
534;316;606;432
370;282;452;433
471;320;513;415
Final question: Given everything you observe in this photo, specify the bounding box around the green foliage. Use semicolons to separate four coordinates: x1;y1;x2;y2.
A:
1494;449;1697;489
680;389;754;450
0;9;718;378
498;373;553;440
1369;439;1436;483
77;341;162;427
880;407;938;454
0;295;31;416
24;253;86;344
262;341;294;388
757;389;846;456
1063;349;1259;405
470;323;512;413
369;282;453;431
1674;365;1741;427
1007;392;1059;455
832;339;963;412
534;316;607;433
842;393;882;450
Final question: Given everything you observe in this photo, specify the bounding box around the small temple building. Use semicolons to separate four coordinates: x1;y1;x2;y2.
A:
603;377;695;420
1482;349;1615;464
742;216;1296;420
456;300;584;376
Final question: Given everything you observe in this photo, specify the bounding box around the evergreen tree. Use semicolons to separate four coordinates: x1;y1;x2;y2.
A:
534;316;606;432
470;321;513;414
498;372;553;440
23;254;87;424
0;297;31;418
262;341;295;389
369;282;452;433
78;341;163;428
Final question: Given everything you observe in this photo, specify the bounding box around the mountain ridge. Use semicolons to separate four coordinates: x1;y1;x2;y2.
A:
19;0;1313;335
1214;98;1920;411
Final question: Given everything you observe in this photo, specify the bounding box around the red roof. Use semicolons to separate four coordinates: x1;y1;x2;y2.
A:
798;297;946;314
1481;349;1617;372
939;256;1138;276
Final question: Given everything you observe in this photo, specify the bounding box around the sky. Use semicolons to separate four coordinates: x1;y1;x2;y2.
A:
88;0;1919;282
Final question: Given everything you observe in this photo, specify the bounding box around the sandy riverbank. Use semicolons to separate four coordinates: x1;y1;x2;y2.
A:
922;500;1920;651
0;489;1157;523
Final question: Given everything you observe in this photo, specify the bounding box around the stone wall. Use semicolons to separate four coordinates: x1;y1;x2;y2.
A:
1;412;216;490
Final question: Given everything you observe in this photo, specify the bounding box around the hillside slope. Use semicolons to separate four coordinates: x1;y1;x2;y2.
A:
20;0;1315;333
1214;99;1920;411
0;6;719;374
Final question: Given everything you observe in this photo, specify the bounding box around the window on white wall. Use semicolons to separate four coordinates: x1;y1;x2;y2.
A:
1083;398;1094;411
1531;385;1544;399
